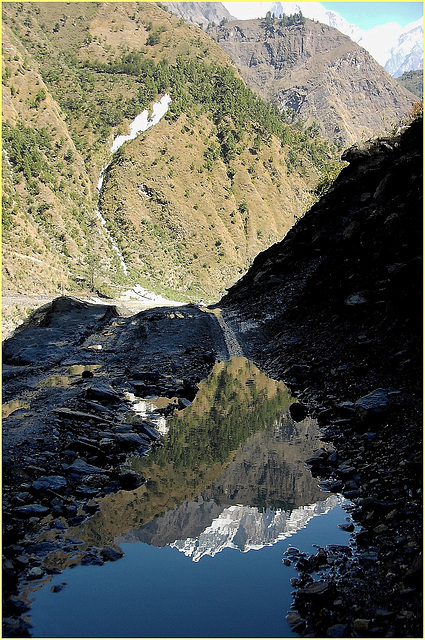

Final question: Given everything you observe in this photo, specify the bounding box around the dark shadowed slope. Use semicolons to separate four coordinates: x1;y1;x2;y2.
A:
220;115;422;637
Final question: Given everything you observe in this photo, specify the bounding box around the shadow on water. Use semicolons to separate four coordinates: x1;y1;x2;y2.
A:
27;358;353;638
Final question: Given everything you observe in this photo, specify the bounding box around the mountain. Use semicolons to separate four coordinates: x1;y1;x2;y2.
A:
221;115;422;402
169;497;338;561
249;2;424;76
2;1;337;302
396;69;423;99
163;2;235;27
208;15;416;147
383;18;424;77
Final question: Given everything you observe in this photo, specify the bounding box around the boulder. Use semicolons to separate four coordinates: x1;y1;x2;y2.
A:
86;384;121;405
355;388;389;421
101;547;123;562
15;504;50;518
67;458;105;476
32;476;67;492
115;432;148;450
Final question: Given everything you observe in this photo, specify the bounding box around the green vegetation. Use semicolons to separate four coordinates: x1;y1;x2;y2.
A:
2;1;341;302
131;358;294;509
78;52;336;175
396;69;423;100
3;121;52;184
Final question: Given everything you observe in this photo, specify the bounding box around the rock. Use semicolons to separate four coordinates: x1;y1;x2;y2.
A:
140;423;160;441
53;407;109;423
2;616;31;637
86;384;121;405
15;504;50;518
118;470;145;489
67;458;105;476
8;596;30;613
32;475;67;492
297;580;332;601
101;547;123;562
177;397;192;409
27;566;45;579
63;503;78;516
81;553;104;566
83;474;110;487
51;582;67;593
289;402;308;422
402;555;422;586
115;432;147;450
133;371;164;382
345;292;367;306
327;623;348;637
355;388;389;421
354;618;370;632
286;611;306;633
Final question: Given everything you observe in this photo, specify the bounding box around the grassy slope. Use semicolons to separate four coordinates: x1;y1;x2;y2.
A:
2;2;337;302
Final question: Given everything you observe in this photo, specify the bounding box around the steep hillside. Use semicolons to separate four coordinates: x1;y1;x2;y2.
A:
208;15;416;147
2;23;115;295
2;2;337;302
396;69;423;99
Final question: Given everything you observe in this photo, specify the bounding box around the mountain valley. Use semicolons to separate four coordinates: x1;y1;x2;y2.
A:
1;3;422;638
2;1;338;309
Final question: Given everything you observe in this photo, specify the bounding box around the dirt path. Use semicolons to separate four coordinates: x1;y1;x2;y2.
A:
203;307;244;359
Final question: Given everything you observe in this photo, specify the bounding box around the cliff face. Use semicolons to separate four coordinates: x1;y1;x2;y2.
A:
164;2;235;27
222;115;422;399
209;17;417;147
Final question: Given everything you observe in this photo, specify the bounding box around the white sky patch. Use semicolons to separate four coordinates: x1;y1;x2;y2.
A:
111;93;172;154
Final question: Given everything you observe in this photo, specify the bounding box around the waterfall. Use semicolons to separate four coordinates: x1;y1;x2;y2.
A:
96;94;172;275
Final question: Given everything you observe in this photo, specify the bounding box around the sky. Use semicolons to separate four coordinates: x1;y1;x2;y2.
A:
320;2;423;29
223;2;423;30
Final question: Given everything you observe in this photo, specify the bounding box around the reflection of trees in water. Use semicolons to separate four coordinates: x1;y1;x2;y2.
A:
139;357;293;472
63;358;325;551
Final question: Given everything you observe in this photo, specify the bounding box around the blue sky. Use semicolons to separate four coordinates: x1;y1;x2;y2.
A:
320;2;423;29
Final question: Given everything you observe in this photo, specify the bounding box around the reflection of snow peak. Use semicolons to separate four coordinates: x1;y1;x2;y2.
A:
170;495;341;562
111;94;172;153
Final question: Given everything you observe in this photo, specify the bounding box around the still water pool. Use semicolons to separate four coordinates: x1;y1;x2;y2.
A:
29;358;353;638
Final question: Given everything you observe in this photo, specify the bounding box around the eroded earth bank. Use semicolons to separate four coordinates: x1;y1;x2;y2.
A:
2;117;422;637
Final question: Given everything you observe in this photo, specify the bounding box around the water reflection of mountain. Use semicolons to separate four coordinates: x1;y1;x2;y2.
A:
73;358;329;552
169;497;340;562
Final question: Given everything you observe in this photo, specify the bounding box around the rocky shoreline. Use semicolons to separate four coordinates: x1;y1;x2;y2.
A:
223;308;422;637
2;298;225;637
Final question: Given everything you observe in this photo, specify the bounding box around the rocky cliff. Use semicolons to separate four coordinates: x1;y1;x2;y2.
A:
209;16;417;147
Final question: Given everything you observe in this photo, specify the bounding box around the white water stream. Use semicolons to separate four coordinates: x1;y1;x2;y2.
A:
96;94;172;276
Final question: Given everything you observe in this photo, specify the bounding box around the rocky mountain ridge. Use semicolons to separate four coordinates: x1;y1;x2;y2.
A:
269;2;423;77
208;16;417;146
